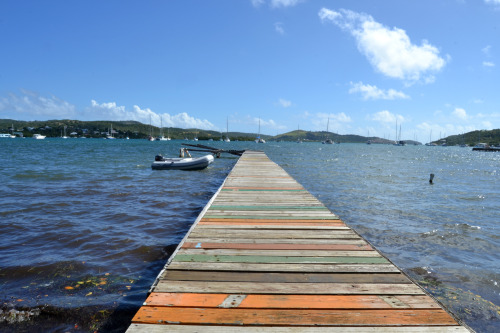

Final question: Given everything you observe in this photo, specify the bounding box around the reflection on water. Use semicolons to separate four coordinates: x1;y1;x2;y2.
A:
0;139;499;332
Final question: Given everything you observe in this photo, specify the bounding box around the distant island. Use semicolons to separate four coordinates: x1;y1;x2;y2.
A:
1;119;499;146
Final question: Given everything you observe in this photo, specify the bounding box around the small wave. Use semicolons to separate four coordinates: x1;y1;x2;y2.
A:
12;172;76;181
453;223;482;231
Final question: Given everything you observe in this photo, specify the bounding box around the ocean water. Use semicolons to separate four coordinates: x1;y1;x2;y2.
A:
0;139;498;332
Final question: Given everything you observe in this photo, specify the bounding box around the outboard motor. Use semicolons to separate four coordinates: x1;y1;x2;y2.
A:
155;154;164;161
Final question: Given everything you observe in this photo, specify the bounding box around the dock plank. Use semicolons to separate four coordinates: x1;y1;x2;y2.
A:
161;271;411;284
166;262;402;273
154;281;424;294
176;249;382;257
128;324;469;332
144;293;440;309
132;307;458;326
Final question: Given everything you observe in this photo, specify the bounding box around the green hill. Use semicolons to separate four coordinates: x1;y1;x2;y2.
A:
273;130;394;144
436;129;500;146
0;119;270;141
1;119;498;145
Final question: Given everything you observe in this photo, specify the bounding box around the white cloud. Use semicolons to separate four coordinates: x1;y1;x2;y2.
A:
349;82;410;100
481;121;493;129
252;0;303;8
251;0;265;7
482;45;492;56
416;122;479;139
278;98;292;107
233;116;286;131
275;22;285;35
452;108;467;120
311;112;352;131
318;8;341;22
370;110;405;125
331;112;351;123
0;90;76;120
271;0;303;8
319;8;447;84
166;112;216;129
485;0;500;5
483;61;495;67
88;100;215;129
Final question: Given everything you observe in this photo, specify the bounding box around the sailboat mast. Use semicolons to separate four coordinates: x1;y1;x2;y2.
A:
395;119;398;142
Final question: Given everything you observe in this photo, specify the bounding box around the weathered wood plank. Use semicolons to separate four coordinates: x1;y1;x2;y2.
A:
128;324;470;332
181;242;373;250
154;281;424;294
198;222;347;228
205;211;335;215
145;293;438;309
183;238;370;245
201;218;342;223
172;254;389;264
177;249;382;257
166;262;401;273
132;307;457;326
209;206;329;211
188;230;358;239
161;271;411;284
202;215;340;220
222;186;305;192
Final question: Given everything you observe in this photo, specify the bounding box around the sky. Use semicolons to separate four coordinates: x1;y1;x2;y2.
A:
1;0;499;141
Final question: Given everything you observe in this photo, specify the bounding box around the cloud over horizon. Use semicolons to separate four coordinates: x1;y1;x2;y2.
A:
0;90;215;130
0;90;77;120
349;82;410;100
319;8;447;84
88;100;215;129
370;110;405;125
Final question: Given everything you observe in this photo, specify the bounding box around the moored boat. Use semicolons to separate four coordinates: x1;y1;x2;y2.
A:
151;154;214;170
33;134;46;139
472;143;500;152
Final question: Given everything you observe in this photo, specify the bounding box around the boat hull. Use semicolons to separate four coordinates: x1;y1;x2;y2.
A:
151;154;214;170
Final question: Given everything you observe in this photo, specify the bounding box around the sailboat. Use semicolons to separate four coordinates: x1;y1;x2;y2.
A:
62;125;68;139
224;117;230;142
147;116;155;141
255;118;266;143
106;124;115;139
296;125;302;143
157;116;171;140
425;130;436;146
322;118;334;144
393;120;405;146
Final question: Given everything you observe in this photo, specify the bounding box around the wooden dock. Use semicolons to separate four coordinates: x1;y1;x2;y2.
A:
127;151;469;332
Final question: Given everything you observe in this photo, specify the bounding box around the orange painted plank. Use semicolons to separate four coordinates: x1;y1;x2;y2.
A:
181;242;373;250
145;293;440;309
201;218;342;223
132;307;459;326
146;293;227;307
